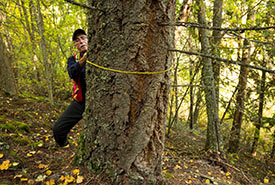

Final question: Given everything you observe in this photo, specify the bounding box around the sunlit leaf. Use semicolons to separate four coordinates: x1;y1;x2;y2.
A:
73;169;80;175
35;175;47;182
264;178;269;183
12;162;19;166
14;174;23;179
205;179;210;184
67;176;75;183
76;176;84;184
0;154;3;158
0;160;11;170
21;178;28;181
38;164;48;169
46;170;52;176
174;164;182;170
46;179;55;185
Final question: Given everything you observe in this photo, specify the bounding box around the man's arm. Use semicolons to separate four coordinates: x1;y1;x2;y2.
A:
67;53;86;80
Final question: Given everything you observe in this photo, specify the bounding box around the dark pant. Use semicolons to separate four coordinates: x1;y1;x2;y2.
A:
53;100;85;146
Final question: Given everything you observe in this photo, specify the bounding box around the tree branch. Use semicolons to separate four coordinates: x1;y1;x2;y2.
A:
169;49;275;74
64;0;104;11
160;21;275;32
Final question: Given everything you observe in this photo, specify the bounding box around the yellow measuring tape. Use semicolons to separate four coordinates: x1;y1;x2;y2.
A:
86;60;173;75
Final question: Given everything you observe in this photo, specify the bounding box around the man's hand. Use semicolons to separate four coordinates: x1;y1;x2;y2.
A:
79;52;87;67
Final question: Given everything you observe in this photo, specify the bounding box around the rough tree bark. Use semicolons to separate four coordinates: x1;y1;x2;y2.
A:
75;0;175;184
0;36;17;96
197;0;223;152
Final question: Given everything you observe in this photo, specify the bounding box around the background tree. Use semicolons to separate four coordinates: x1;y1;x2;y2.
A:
0;36;17;96
75;0;175;184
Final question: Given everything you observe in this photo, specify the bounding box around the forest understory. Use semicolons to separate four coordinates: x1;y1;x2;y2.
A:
0;92;274;185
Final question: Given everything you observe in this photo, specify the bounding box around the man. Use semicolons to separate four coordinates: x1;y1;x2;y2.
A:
53;29;88;147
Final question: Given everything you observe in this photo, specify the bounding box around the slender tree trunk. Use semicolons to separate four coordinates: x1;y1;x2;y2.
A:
228;5;254;153
197;0;223;152
189;63;194;129
32;0;53;104
0;36;17;96
271;131;275;159
20;0;39;81
193;85;202;125
211;0;223;111
75;1;175;184
251;70;266;154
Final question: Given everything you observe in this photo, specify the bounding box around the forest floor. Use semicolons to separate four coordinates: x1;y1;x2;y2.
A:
0;92;274;185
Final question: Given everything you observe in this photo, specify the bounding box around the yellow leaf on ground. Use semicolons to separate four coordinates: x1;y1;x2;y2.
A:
59;175;65;181
264;178;269;183
0;160;11;170
12;162;19;166
0;154;3;158
27;153;33;157
38;164;48;169
46;179;55;185
46;170;52;176
226;172;231;176
21;178;28;181
205;179;210;184
76;176;84;184
67;176;75;183
174;165;182;170
73;169;80;175
14;174;23;179
208;172;212;175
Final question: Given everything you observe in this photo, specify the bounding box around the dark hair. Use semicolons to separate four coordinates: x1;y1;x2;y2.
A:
72;29;87;41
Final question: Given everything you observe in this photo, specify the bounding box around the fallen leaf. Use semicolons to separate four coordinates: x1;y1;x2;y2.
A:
0;154;3;158
174;165;182;170
73;169;80;175
38;164;48;169
12;162;19;166
21;178;28;182
14;174;23;179
35;175;47;182
28;179;35;184
27;153;33;157
264;178;269;183
205;179;210;184
46;170;52;176
46;179;55;185
76;176;84;184
67;176;75;183
0;160;11;170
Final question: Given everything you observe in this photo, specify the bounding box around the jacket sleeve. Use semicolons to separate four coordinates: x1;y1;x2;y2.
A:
67;56;82;81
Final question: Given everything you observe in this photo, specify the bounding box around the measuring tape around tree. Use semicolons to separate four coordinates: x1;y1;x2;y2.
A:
86;60;173;75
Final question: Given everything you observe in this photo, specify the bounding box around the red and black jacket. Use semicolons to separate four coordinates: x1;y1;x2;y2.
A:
67;53;86;102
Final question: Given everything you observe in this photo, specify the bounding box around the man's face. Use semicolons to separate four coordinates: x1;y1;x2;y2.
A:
74;34;88;53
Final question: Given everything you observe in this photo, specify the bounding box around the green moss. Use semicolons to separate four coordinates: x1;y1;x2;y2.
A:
0;116;7;122
12;136;31;145
0;123;17;132
0;119;31;134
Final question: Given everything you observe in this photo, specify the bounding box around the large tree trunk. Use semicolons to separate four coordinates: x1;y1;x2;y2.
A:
75;0;175;184
0;36;17;96
197;0;223;152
